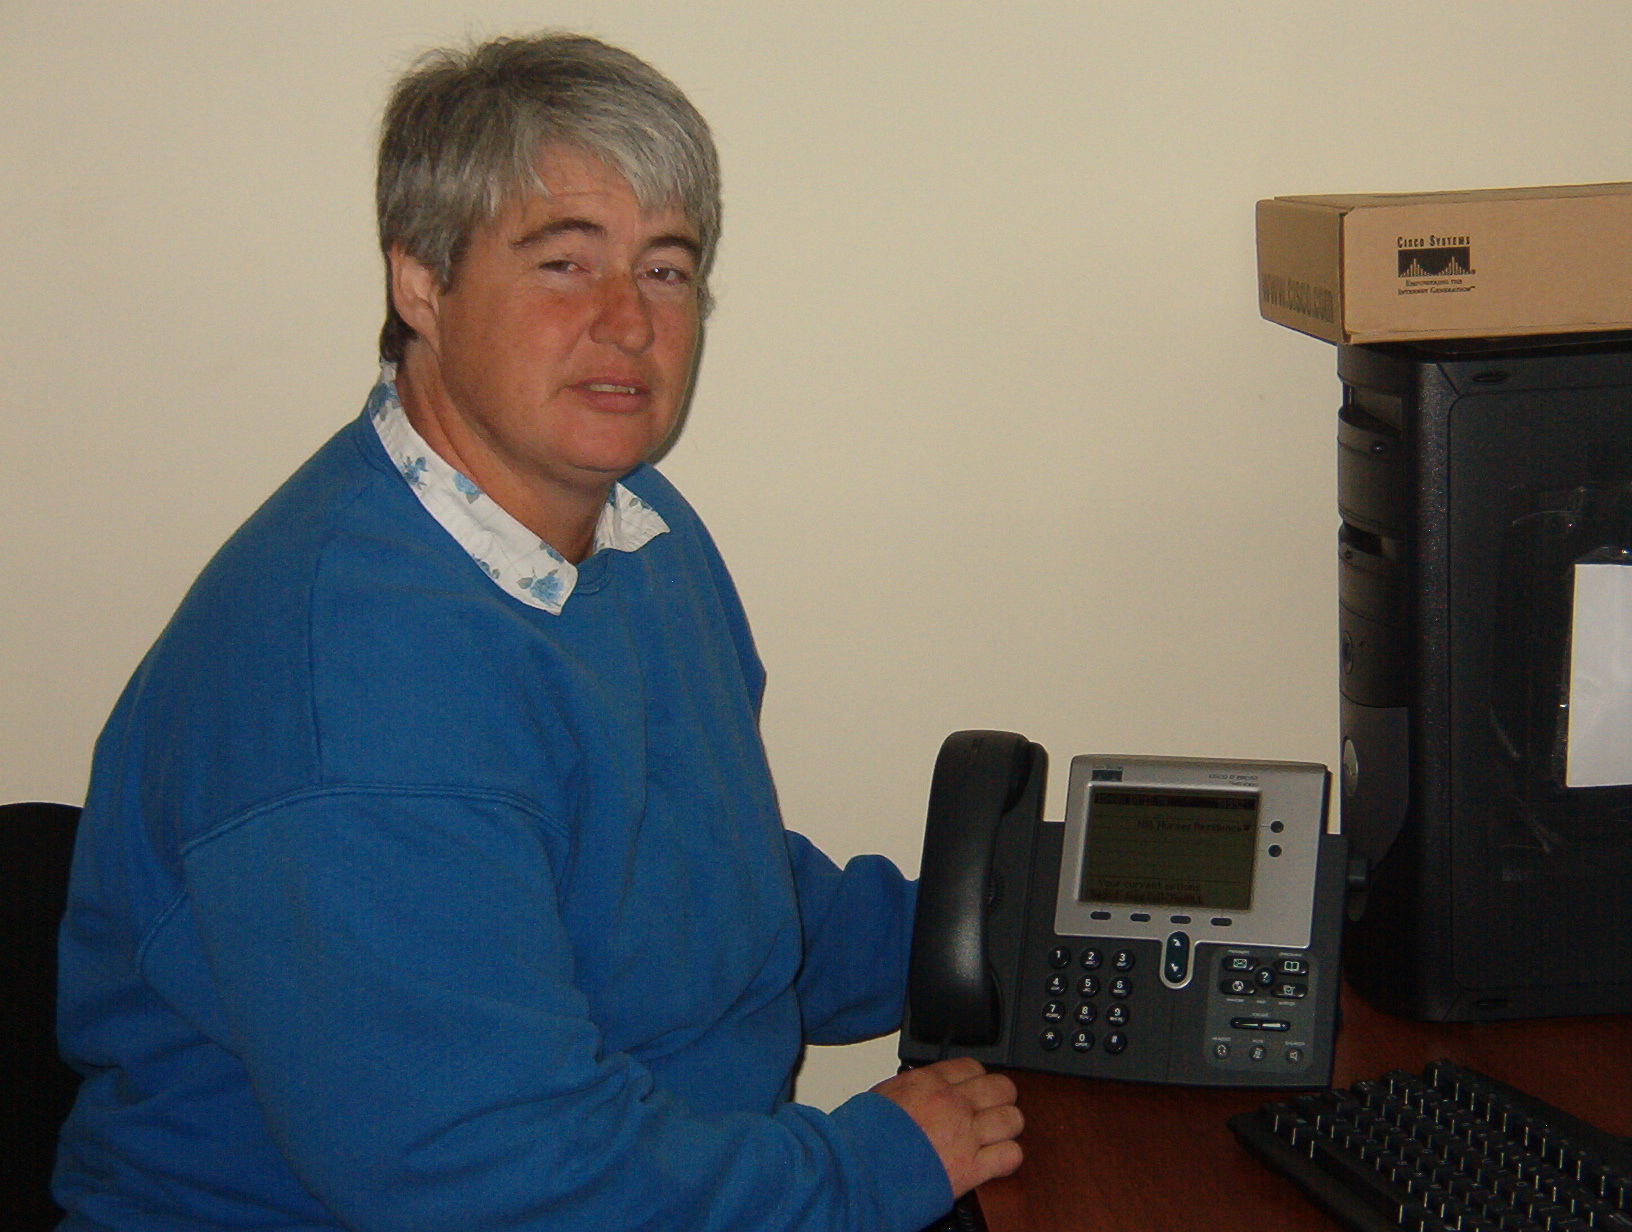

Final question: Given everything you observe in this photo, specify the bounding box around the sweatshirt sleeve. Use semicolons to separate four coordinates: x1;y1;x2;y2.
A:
784;830;918;1046
183;791;951;1232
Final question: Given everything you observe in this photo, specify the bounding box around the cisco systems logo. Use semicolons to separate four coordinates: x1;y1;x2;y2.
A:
1398;234;1472;278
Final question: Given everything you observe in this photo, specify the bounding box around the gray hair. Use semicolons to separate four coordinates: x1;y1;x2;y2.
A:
376;33;721;363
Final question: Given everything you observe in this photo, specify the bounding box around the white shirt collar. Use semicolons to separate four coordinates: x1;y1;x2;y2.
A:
366;365;669;614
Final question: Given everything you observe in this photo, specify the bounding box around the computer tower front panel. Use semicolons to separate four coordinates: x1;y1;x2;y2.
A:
1338;336;1632;1020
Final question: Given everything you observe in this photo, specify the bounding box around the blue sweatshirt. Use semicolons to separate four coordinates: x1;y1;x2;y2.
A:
55;409;949;1231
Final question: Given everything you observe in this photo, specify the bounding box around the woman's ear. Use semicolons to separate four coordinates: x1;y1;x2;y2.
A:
389;245;443;352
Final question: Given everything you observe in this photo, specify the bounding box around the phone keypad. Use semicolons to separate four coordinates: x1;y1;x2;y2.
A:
1036;943;1139;1062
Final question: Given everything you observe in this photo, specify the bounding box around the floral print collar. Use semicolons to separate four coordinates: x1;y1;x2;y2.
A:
365;365;669;614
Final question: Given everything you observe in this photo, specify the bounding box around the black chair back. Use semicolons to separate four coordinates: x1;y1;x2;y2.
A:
1;802;83;1229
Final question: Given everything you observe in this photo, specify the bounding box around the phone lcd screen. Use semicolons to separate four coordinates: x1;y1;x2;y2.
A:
1078;786;1259;910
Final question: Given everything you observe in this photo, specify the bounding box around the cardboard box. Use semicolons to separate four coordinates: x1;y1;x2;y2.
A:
1256;182;1632;345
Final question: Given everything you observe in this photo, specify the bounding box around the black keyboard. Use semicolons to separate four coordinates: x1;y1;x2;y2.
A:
1229;1060;1632;1232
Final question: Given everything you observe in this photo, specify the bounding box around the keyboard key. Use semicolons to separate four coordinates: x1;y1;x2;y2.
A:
1308;1136;1415;1220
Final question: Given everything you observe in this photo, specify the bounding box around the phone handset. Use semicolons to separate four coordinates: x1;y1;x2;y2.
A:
906;730;1045;1049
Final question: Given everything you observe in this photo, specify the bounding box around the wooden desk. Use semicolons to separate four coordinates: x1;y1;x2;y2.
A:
976;986;1632;1231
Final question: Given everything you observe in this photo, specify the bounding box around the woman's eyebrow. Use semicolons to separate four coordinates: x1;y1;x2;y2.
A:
511;217;604;250
646;233;702;262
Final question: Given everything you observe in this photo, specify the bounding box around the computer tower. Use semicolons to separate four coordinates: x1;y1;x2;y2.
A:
1338;334;1632;1020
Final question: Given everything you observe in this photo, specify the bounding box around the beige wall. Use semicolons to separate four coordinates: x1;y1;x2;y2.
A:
6;2;1632;1111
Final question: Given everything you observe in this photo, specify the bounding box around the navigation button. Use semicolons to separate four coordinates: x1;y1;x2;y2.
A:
1163;931;1191;986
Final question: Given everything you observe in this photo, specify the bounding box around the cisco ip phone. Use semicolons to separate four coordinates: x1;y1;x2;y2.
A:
899;731;1348;1088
